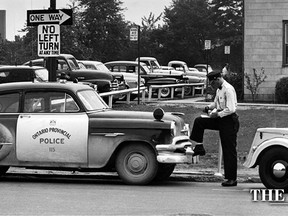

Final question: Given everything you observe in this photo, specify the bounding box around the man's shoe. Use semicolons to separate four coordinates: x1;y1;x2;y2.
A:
193;145;206;156
221;179;237;187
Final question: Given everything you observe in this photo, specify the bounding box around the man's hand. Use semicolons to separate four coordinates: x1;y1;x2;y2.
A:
203;106;209;113
209;111;218;118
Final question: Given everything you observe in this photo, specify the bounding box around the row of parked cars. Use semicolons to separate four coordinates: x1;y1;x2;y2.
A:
0;54;209;101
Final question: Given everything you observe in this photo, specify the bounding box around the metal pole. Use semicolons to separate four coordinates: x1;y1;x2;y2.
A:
205;50;209;101
214;139;223;177
47;0;57;82
137;26;140;105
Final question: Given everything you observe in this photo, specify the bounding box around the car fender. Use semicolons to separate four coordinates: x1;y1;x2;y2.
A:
244;137;288;168
84;79;112;92
88;133;157;168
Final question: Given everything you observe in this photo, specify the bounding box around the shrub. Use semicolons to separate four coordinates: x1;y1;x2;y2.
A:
244;68;267;102
275;77;288;104
225;72;243;101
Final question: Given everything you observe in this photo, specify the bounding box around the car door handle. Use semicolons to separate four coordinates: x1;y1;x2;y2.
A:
20;115;31;118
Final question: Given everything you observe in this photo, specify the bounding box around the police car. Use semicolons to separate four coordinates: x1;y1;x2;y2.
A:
0;82;193;185
244;128;288;190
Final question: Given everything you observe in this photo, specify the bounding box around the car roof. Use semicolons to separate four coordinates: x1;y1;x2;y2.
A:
0;82;91;93
79;60;103;64
168;60;186;65
137;57;157;60
0;65;46;70
105;61;147;66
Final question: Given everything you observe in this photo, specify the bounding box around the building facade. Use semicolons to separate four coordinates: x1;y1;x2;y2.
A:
0;10;6;41
244;0;288;102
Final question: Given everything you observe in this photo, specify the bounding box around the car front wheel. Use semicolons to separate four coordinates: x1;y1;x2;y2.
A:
115;143;158;185
259;147;288;191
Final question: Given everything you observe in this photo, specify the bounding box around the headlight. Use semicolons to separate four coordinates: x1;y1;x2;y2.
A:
170;121;177;136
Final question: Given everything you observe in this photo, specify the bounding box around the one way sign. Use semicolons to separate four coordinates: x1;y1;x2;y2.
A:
27;9;73;26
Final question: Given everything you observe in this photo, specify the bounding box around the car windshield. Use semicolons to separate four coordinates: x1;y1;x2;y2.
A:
141;64;150;73
95;63;111;72
67;57;80;70
77;90;109;111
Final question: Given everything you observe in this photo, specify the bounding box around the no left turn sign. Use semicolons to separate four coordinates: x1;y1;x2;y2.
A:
38;24;60;57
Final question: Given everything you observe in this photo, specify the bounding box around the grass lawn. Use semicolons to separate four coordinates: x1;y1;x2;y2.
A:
113;102;287;170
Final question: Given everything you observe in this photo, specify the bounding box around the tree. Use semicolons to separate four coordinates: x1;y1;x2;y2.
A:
78;0;129;62
161;0;215;66
60;0;93;59
209;0;243;72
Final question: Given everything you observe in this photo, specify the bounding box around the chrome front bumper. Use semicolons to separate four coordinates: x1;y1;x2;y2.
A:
156;136;194;164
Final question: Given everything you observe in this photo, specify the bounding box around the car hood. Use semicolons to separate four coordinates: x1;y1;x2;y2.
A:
88;109;185;129
69;69;113;81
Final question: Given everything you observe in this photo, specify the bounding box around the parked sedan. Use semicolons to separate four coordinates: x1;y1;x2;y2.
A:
78;60;134;101
105;61;187;98
0;82;193;185
168;60;207;95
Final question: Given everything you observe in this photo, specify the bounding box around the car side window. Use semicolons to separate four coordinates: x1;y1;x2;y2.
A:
50;93;80;113
57;59;69;71
24;92;80;113
0;93;20;113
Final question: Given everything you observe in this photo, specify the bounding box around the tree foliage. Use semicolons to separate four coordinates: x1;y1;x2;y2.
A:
0;0;243;73
76;0;129;62
161;0;215;66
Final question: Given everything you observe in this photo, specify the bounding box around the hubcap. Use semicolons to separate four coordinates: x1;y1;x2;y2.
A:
161;88;170;97
272;161;287;179
126;153;147;174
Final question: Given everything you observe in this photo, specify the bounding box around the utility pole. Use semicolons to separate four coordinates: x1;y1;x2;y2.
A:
46;0;57;82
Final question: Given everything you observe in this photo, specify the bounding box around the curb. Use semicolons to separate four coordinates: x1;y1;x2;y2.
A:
5;168;261;184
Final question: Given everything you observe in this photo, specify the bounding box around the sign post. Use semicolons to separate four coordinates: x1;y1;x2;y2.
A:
27;0;72;82
224;45;230;64
130;26;140;105
204;40;211;101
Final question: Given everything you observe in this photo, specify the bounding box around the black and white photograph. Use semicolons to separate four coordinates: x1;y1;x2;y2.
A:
1;0;288;215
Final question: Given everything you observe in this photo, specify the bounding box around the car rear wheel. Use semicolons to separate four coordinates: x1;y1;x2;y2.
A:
154;163;175;181
115;143;158;185
259;147;288;191
160;87;171;98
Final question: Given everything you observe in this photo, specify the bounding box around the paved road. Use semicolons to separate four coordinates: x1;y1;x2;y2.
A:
0;173;287;216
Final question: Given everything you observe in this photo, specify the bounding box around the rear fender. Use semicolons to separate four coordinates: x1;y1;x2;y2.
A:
244;138;288;168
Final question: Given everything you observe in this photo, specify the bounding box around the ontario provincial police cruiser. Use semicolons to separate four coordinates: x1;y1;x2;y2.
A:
0;82;193;185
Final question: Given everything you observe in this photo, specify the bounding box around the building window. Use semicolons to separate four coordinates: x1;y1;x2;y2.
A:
283;21;288;66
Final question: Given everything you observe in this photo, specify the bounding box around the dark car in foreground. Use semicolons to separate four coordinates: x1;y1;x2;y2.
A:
0;82;193;185
0;65;48;83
